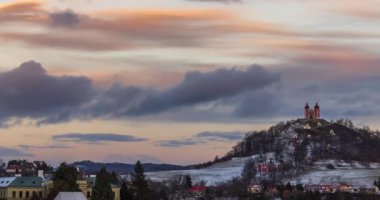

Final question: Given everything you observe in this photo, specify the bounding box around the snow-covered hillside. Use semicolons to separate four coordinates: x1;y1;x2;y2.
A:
288;168;380;186
287;160;380;186
147;156;252;186
147;156;380;186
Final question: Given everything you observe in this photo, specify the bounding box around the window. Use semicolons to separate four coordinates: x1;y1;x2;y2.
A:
19;191;23;198
26;191;30;198
12;191;16;198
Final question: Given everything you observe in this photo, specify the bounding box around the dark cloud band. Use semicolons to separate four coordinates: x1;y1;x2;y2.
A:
0;61;279;126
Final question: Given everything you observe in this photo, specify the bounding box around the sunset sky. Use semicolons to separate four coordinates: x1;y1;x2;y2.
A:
0;0;380;166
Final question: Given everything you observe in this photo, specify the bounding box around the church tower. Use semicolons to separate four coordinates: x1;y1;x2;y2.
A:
314;102;320;119
304;102;310;119
304;102;321;119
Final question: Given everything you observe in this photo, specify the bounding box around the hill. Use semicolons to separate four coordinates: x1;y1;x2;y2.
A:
193;118;380;169
149;118;380;186
71;160;186;174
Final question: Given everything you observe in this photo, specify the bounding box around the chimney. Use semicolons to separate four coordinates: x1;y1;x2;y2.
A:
38;170;44;178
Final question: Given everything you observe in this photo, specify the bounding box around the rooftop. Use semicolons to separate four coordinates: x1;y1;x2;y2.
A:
8;176;43;188
0;177;16;188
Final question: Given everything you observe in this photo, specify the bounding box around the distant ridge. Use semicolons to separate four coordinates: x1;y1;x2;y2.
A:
71;160;186;174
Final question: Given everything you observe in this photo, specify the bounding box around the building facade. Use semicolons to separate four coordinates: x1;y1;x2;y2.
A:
0;176;120;200
0;177;44;200
304;102;320;119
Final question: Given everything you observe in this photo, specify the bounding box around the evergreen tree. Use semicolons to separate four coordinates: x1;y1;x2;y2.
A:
241;158;257;185
158;189;168;200
47;162;79;200
185;175;192;189
111;171;118;184
313;190;322;200
375;177;380;188
30;192;41;200
132;160;150;200
120;182;133;200
92;167;114;200
53;162;79;191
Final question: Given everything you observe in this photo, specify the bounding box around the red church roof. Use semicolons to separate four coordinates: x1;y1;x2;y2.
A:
189;186;207;192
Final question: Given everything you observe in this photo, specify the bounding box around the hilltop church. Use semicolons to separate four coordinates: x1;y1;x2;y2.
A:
304;102;320;119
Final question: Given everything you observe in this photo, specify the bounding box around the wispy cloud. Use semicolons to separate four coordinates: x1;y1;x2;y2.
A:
0;3;297;51
195;131;246;141
155;131;245;147
155;139;206;147
18;144;71;150
0;1;45;23
187;0;243;3
0;146;33;157
52;133;148;144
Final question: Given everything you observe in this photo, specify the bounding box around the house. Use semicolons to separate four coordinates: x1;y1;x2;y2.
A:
0;174;120;200
0;177;16;200
189;186;207;198
45;175;120;200
357;185;379;195
247;184;261;193
5;166;22;175
0;176;44;200
320;185;336;193
304;184;320;192
336;184;352;192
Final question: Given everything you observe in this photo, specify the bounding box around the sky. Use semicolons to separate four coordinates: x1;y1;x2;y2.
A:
0;0;380;166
